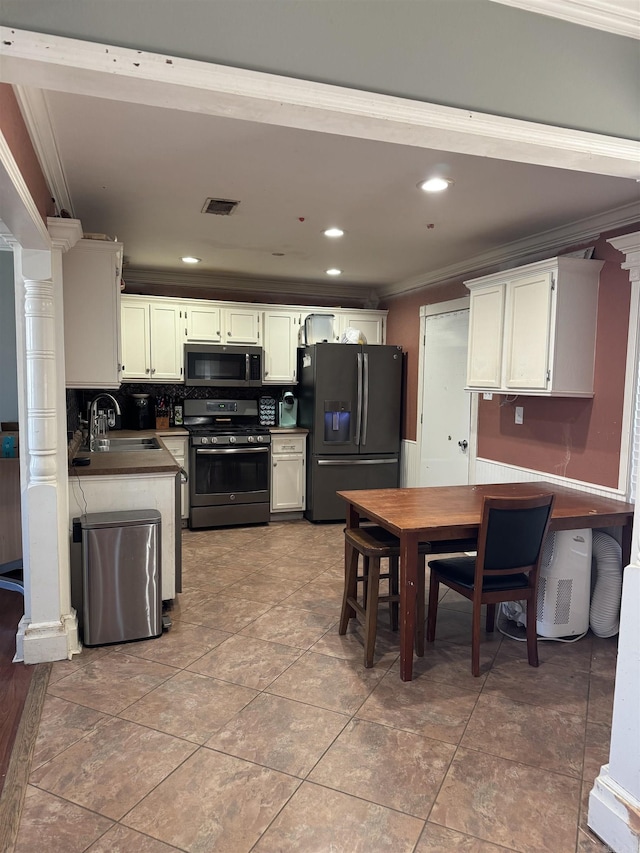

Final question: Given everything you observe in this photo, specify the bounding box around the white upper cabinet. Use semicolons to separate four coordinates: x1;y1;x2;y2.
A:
465;257;604;397
222;306;261;344
63;238;123;388
466;284;505;389
121;296;183;382
263;310;298;384
183;301;221;342
335;310;386;344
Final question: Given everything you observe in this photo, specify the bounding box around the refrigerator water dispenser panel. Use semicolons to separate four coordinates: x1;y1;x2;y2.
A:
324;401;351;443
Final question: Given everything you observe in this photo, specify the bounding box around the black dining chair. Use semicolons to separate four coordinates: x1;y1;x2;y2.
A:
426;493;555;676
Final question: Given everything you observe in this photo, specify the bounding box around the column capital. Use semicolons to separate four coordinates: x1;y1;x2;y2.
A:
47;217;83;252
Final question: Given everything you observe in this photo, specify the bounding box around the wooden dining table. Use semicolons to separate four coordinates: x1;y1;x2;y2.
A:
337;481;635;682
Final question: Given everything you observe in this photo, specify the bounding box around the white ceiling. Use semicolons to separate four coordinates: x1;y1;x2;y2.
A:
32;87;638;301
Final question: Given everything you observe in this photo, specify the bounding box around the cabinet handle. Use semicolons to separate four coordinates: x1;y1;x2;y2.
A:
145;368;150;374
217;331;220;336
227;331;231;337
265;370;269;377
151;368;156;374
273;461;277;467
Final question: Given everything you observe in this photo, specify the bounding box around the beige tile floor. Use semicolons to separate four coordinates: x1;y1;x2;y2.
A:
15;520;617;852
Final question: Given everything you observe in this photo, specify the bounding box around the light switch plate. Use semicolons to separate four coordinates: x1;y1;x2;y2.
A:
515;406;524;425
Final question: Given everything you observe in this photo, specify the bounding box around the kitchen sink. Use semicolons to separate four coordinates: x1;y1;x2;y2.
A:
82;436;162;452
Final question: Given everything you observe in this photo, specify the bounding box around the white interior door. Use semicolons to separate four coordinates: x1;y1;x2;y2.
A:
419;308;471;486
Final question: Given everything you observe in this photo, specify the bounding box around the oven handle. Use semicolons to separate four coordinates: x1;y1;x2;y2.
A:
195;447;270;455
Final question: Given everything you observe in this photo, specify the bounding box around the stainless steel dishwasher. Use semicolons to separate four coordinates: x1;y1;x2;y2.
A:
78;509;162;646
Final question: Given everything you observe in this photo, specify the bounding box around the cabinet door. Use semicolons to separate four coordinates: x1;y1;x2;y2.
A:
184;303;221;342
121;299;151;380
63;240;123;388
149;302;183;380
159;436;189;519
504;272;553;390
223;307;261;344
263;311;297;383
271;454;304;511
466;284;505;389
336;311;385;344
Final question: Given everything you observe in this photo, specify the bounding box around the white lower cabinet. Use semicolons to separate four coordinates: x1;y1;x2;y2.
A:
270;434;306;513
159;434;189;520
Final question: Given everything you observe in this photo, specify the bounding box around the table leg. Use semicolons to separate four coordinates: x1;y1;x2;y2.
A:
399;531;419;682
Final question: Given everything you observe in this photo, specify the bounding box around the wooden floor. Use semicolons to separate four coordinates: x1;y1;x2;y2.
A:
0;588;31;797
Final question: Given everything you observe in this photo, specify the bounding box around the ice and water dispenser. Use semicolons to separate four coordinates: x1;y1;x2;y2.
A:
324;401;351;443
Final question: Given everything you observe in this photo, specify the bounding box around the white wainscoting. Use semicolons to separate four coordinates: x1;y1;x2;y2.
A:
475;458;627;500
401;439;418;487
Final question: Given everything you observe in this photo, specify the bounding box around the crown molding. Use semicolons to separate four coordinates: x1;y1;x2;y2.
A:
378;201;640;300
1;28;638;179
14;86;75;217
489;0;640;39
123;267;378;306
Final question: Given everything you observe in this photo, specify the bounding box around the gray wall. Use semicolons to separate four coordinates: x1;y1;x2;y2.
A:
1;0;638;140
0;250;18;423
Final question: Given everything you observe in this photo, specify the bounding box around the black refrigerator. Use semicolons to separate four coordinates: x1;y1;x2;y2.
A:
299;343;403;521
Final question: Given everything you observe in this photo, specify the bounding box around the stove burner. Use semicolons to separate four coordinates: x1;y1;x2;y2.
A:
187;424;270;437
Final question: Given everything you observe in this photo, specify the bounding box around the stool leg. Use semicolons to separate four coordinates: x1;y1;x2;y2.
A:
415;555;426;656
362;555;370;606
389;556;399;631
426;569;439;642
363;557;381;668
339;541;359;634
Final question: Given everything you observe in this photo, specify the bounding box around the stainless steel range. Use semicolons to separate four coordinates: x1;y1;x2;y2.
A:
184;399;271;529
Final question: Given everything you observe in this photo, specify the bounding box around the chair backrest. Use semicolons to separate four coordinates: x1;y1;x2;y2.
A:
475;493;555;582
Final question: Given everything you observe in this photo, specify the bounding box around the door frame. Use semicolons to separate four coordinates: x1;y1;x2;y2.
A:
415;297;478;486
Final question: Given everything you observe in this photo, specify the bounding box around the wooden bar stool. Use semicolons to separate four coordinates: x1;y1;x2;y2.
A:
339;526;477;668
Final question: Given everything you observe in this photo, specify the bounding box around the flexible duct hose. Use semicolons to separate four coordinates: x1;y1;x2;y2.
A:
589;531;623;638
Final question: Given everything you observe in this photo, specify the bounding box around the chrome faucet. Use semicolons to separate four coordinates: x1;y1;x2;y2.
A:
88;393;121;446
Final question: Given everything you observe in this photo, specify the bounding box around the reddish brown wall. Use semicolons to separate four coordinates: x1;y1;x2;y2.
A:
0;84;53;223
382;223;638;489
383;280;468;440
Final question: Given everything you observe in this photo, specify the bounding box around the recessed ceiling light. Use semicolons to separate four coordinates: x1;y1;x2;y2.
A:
326;268;342;276
181;256;201;264
323;227;344;238
419;177;453;193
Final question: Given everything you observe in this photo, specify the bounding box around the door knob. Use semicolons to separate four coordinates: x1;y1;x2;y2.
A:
458;440;468;450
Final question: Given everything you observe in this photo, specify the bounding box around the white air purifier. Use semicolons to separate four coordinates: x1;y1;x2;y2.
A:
501;528;592;638
535;528;592;638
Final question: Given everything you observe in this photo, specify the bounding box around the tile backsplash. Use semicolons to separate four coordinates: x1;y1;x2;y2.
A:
66;382;294;433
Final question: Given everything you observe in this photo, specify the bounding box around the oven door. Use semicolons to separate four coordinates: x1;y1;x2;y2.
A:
190;445;270;506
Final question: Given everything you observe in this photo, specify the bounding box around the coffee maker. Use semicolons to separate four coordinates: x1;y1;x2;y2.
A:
128;394;154;430
278;391;298;428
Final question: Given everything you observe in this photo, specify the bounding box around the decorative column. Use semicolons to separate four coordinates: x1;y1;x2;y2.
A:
588;231;640;853
12;218;83;663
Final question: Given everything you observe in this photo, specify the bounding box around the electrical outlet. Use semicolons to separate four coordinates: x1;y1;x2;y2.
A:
483;393;493;400
515;406;524;425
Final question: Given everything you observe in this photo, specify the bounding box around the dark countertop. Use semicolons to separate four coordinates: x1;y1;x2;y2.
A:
68;429;183;477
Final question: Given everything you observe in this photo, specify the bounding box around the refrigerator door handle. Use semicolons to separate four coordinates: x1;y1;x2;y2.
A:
355;352;363;445
362;352;369;446
317;458;397;466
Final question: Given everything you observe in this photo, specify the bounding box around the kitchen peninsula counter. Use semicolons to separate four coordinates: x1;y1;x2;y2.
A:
67;429;184;600
68;429;186;477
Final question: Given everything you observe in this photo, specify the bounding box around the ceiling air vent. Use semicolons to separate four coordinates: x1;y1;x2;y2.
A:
202;198;240;216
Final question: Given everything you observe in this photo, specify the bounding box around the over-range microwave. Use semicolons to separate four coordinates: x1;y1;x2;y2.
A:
184;344;263;387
